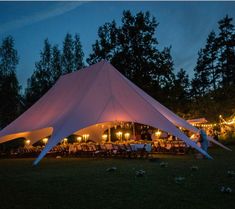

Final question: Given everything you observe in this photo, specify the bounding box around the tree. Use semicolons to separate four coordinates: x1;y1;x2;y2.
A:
24;33;85;109
51;44;62;82
62;33;74;74
25;39;52;108
148;47;176;108
0;36;21;128
171;68;190;116
203;31;219;91
0;36;19;75
191;49;211;97
87;21;118;65
190;15;235;121
88;10;175;105
217;15;235;87
74;34;84;70
191;31;219;97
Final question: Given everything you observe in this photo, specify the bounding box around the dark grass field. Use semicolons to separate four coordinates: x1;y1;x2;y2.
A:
0;146;235;209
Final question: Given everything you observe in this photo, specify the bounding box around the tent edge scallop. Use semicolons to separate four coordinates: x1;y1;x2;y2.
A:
33;116;213;165
0;127;54;145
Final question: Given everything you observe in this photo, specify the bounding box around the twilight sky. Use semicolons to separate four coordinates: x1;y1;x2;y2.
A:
0;1;235;89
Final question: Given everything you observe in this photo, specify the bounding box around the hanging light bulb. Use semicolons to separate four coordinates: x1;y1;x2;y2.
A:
124;133;130;140
42;138;48;144
116;131;123;140
155;130;161;138
77;136;82;142
25;139;30;146
102;134;108;141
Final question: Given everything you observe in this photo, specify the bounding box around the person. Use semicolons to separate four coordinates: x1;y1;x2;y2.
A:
198;129;209;152
213;131;219;141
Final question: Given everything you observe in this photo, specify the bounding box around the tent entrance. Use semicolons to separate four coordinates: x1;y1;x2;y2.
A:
73;121;158;143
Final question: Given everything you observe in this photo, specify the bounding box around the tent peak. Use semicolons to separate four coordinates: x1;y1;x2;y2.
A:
59;60;111;79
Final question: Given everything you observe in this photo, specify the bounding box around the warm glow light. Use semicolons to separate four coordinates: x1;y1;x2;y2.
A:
77;137;82;142
25;139;30;146
116;131;123;140
42;137;48;144
124;133;130;140
102;134;108;140
226;121;235;125
63;138;68;143
82;134;89;141
155;130;161;137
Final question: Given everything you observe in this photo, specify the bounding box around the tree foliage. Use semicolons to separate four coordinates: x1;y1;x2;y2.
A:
62;33;74;74
88;10;175;107
25;39;53;108
74;34;84;70
191;15;235;120
25;33;84;108
0;36;21;128
51;45;62;82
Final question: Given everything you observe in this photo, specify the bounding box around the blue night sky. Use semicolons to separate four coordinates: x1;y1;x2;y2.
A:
0;1;235;89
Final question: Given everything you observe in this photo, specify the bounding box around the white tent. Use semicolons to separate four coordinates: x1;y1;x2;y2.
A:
0;60;220;164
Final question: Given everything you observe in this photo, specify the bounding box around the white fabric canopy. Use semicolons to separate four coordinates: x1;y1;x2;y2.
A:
0;60;215;164
122;73;230;151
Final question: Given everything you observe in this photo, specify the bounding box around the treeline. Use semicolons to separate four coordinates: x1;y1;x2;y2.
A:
0;11;234;129
0;33;84;128
25;34;84;108
191;15;235;119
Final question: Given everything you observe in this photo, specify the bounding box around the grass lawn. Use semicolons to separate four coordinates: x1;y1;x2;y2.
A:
0;146;235;209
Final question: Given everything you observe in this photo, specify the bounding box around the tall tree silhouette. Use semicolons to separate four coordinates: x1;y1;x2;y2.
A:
204;31;219;91
87;21;118;65
24;33;85;109
51;44;62;82
217;15;235;87
191;15;235;120
25;39;52;108
172;68;190;117
62;33;74;74
88;10;175;105
74;34;84;70
191;49;210;97
0;36;20;128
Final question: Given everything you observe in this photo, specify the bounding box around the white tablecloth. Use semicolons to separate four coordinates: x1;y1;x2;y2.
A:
130;144;152;152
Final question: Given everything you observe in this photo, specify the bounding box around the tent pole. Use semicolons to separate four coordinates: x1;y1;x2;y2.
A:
132;122;136;140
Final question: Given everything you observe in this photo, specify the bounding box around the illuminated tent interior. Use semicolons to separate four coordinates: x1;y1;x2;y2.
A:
0;60;228;164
